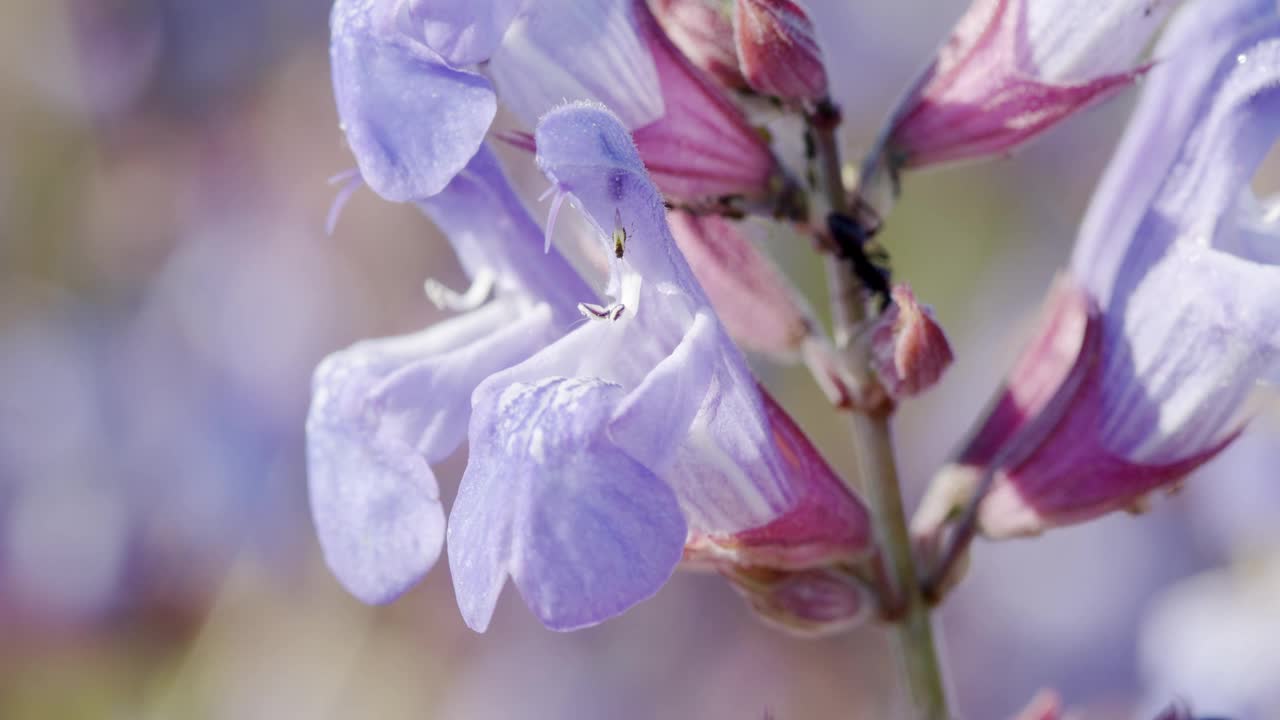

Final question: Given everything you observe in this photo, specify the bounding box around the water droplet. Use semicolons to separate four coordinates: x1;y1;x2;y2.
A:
1237;53;1249;65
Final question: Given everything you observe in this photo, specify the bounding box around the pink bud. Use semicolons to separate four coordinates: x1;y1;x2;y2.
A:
650;0;747;91
869;285;954;401
721;565;871;637
632;0;783;204
887;0;1167;168
733;0;828;102
685;387;873;570
667;210;815;356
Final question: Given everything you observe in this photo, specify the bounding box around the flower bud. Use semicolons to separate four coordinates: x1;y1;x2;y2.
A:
886;0;1174;168
733;0;828;102
869;285;953;401
650;0;746;90
721;565;871;637
632;0;787;206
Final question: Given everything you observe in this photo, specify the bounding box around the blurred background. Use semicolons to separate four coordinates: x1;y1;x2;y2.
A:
1;1;1277;718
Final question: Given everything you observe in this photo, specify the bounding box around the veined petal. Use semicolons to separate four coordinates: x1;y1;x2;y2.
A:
331;0;496;201
306;299;558;602
686;387;873;569
415;145;592;318
409;0;529;67
1088;17;1280;461
1074;0;1280;303
308;402;444;605
487;0;663;130
448;376;685;632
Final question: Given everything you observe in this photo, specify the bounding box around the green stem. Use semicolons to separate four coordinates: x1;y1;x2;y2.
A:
847;406;950;720
809;100;951;720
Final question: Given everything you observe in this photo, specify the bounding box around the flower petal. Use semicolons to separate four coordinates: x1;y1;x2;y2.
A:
331;0;496;201
367;301;560;461
409;0;529;67
1086;15;1280;461
1074;0;1280;302
415;145;593;318
487;0;663;130
449;376;686;631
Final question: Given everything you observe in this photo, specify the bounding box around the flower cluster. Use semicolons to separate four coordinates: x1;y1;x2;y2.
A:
916;0;1280;540
314;0;880;633
312;0;1280;684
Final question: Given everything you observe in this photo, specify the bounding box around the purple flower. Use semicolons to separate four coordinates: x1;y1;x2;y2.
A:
330;0;661;201
447;102;872;632
915;0;1280;538
886;0;1178;169
307;146;593;604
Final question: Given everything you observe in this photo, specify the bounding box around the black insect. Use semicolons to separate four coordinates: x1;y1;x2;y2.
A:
827;209;892;311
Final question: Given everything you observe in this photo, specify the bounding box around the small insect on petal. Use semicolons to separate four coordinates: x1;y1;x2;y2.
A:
613;208;627;259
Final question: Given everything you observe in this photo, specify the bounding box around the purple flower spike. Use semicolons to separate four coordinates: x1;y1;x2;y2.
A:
916;0;1280;539
308;147;592;604
330;0;496;201
448;102;831;631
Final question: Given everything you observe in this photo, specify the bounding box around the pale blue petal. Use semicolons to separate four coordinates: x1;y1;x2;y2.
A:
1087;14;1280;462
409;0;529;67
331;0;496;201
1073;0;1277;302
368;301;560;461
448;376;685;632
415;145;592;318
307;349;446;605
488;0;663;129
608;310;717;469
1104;242;1280;461
306;299;558;603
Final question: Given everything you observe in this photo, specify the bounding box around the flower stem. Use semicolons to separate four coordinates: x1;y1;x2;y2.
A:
808;100;951;720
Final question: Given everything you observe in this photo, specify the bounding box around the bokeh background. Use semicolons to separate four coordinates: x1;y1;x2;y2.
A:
2;1;1278;718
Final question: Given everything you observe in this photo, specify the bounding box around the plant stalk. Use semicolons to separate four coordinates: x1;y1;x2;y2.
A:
809;100;951;720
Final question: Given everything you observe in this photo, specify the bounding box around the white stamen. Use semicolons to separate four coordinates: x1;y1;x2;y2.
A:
424;268;496;312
